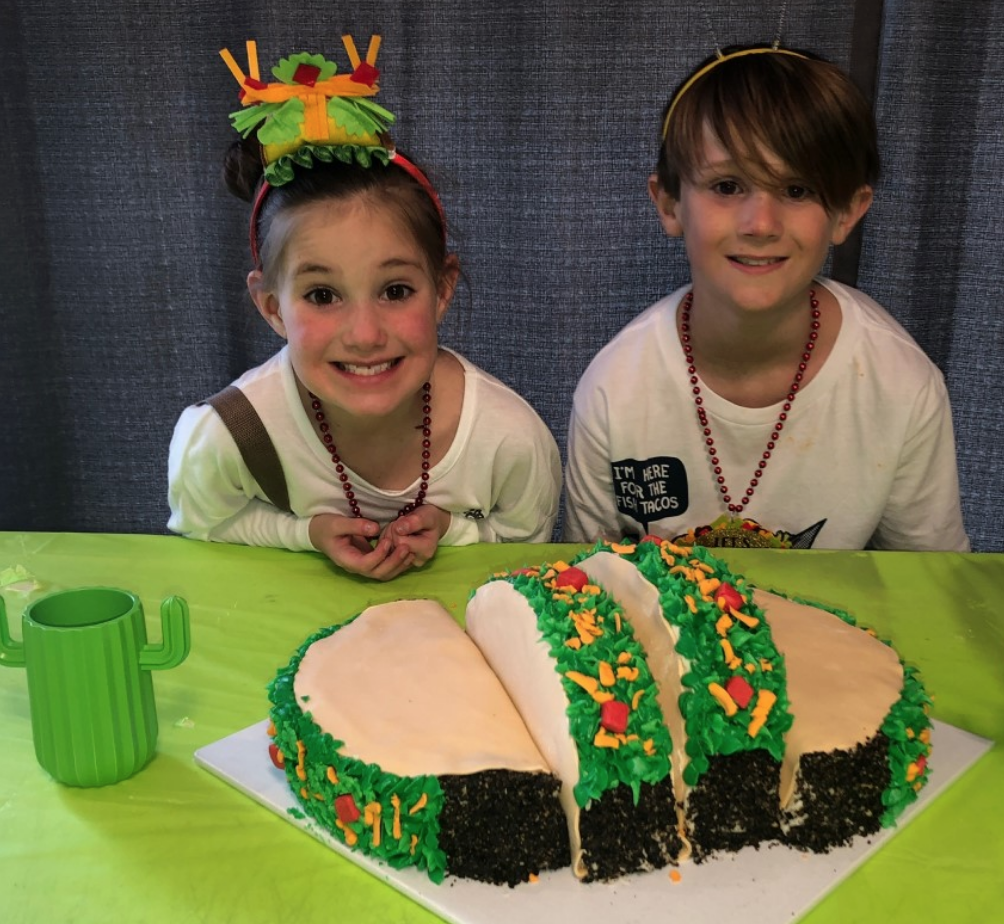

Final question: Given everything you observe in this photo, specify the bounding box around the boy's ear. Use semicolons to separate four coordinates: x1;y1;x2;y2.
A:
247;270;287;339
830;185;874;246
435;254;461;324
648;173;685;238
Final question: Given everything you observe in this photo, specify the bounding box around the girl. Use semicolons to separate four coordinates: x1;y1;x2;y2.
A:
563;45;968;551
168;40;561;580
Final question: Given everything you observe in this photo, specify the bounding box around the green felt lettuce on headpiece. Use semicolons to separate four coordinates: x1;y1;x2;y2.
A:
220;36;397;185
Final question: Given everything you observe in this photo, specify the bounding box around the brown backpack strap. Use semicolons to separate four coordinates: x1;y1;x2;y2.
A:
201;385;292;514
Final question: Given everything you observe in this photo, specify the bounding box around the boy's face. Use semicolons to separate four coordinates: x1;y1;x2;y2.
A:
649;125;871;316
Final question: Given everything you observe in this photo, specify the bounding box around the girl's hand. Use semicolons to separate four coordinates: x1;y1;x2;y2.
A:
308;513;416;582
382;504;451;569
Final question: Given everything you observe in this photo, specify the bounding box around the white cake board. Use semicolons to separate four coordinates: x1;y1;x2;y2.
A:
195;720;991;924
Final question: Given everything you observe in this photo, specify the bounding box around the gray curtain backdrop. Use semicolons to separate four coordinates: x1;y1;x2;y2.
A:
2;0;1002;551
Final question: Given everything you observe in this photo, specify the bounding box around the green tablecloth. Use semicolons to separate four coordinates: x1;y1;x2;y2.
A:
1;532;1001;924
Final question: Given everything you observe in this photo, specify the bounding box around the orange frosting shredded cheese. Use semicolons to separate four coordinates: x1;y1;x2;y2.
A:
409;793;428;815
715;613;733;636
326;766;339;785
593;729;621;749
617;665;640;681
708;682;738;716
719;638;741;670
391;795;402;839
336;819;358;846
617;651;633;664
364;802;383;847
684;594;698;614
565;670;599;694
747;689;778;737
631;689;646;710
599;661;616;687
296;740;307;781
730;606;760;628
698;577;721;598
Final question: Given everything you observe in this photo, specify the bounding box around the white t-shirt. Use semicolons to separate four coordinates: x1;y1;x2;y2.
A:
168;347;562;549
563;278;970;551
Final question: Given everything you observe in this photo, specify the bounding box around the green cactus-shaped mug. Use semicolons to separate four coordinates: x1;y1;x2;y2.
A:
0;587;191;787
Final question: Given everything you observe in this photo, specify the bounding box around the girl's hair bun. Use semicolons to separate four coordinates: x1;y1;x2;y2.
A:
223;136;265;203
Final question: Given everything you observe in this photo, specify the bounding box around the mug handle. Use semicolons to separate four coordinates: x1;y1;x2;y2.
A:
139;596;192;670
0;598;26;667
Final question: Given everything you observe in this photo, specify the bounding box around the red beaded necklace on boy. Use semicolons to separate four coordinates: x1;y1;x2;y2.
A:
307;384;432;518
680;288;820;515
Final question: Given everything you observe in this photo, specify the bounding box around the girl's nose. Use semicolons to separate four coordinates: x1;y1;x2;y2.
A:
341;303;387;350
738;190;783;238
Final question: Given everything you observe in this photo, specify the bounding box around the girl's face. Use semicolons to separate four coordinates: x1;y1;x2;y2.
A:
250;195;457;425
650;125;871;317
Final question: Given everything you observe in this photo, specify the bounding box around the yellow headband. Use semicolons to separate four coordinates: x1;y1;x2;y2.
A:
661;47;808;140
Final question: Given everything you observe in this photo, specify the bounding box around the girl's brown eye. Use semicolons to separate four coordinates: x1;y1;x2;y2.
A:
307;288;336;305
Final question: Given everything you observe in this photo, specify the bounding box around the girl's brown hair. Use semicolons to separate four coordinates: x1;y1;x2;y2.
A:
655;46;879;213
223;136;448;292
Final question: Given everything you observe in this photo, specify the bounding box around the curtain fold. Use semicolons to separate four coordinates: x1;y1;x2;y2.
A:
2;0;1001;551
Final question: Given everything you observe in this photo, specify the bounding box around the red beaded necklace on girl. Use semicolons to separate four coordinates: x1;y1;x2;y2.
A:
307;383;432;519
680;288;820;515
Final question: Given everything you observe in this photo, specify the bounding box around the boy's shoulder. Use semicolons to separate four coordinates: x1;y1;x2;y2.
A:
825;279;941;370
582;291;682;373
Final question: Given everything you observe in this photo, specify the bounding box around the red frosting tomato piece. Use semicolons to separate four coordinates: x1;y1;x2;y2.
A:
555;566;589;591
715;583;745;613
335;794;361;824
600;699;630;734
724;675;755;710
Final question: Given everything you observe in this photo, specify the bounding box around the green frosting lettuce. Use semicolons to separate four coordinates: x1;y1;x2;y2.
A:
268;618;448;882
486;564;674;808
578;539;793;788
775;592;934;827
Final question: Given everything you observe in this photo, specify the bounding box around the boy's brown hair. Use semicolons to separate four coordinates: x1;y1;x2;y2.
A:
655;46;880;213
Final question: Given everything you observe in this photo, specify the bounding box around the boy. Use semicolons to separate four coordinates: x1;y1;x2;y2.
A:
563;46;969;550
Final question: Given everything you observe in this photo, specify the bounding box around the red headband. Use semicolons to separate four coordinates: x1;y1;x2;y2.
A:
248;151;447;268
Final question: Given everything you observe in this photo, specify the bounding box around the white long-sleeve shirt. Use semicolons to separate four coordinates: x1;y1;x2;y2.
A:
563;278;970;551
169;347;562;548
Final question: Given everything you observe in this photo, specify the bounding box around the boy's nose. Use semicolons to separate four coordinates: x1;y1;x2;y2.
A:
739;191;783;237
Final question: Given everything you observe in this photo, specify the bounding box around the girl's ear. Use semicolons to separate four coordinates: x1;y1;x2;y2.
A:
830;185;874;245
248;270;287;339
435;254;461;324
648;173;685;238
